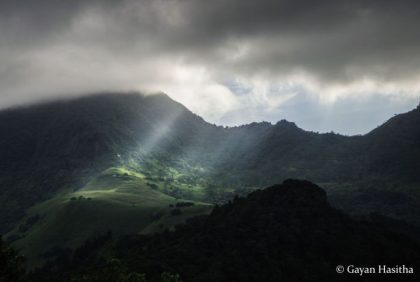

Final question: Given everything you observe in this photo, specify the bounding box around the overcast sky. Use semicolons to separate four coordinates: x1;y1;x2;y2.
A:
1;0;420;135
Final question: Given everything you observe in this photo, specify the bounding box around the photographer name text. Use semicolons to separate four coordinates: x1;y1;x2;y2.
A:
336;265;413;276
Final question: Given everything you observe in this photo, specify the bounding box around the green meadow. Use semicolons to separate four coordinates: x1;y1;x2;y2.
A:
6;167;213;268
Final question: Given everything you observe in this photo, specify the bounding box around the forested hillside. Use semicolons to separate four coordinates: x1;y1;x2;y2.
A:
30;180;420;282
1;93;420;268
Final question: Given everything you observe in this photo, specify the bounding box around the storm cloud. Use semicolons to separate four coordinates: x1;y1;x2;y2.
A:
1;0;420;134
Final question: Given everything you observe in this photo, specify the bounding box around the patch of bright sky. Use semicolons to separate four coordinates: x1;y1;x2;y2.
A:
210;77;420;135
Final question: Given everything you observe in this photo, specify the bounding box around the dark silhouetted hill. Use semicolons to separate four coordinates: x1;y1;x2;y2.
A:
34;180;420;282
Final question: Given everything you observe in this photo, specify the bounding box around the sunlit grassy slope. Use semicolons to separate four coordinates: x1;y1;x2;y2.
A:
6;167;213;268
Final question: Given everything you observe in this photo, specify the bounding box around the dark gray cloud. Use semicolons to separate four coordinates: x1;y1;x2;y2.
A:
175;0;420;81
0;0;420;133
3;0;420;78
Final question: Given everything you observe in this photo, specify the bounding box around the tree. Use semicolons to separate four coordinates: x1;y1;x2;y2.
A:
160;272;183;282
0;236;25;282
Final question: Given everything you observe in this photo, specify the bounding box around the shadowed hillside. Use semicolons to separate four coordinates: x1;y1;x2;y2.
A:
1;92;420;253
32;180;420;282
0;93;218;233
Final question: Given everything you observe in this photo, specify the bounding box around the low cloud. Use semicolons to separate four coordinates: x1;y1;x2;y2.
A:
1;0;420;133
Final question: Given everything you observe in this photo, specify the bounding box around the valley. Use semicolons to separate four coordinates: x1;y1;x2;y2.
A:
1;92;420;274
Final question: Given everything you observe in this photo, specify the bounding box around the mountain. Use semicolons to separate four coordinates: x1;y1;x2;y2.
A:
363;106;420;182
32;180;420;282
0;93;218;233
330;107;420;223
2;92;420;268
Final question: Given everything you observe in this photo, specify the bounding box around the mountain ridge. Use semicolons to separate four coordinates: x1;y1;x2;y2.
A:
1;91;420;234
